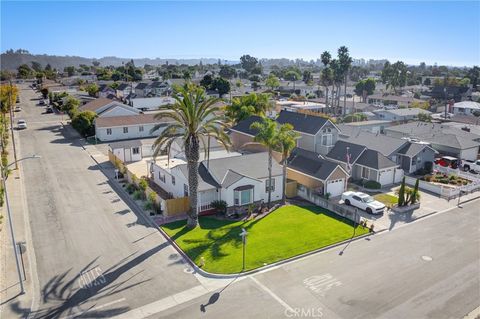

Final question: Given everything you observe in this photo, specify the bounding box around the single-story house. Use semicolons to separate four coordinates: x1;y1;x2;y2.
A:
129;96;176;111
151;152;283;213
287;148;349;197
230;110;340;155
384;122;480;161
452;101;480;116
339;120;393;135
326;140;403;186
79;97;140;118
373;108;432;122
116;83;133;99
367;94;423;107
95;113;171;142
109;138;156;163
98;85;117;99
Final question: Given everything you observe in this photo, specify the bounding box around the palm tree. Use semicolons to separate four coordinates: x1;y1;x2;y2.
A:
320;51;332;111
338;46;352;116
151;84;230;228
250;117;278;207
275;123;300;204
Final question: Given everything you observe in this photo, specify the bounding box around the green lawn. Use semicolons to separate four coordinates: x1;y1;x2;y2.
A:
373;193;398;206
162;205;369;274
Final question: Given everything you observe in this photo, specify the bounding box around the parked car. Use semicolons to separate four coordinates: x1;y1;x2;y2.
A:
17;119;27;129
46;107;54;114
462;159;480;173
435;156;459;169
14;106;21;112
341;191;385;215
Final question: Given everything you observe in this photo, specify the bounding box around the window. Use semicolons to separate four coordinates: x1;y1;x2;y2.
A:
139;125;144;132
321;134;332;146
234;189;253;206
184;184;189;196
123;127;129;134
106;128;112;135
172;176;175;185
361;166;369;179
265;178;275;192
158;171;165;183
132;147;139;155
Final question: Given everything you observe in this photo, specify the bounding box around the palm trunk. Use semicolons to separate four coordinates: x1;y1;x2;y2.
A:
324;86;329;113
267;148;272;207
343;74;347;115
282;153;287;205
185;136;200;228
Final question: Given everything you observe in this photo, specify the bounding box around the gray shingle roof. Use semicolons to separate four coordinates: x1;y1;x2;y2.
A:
135;82;149;90
276;110;331;135
230;115;264;136
373;108;431;117
355;149;397;170
288;148;343;180
326;140;366;164
396;143;432;157
340;131;408;157
116;83;130;90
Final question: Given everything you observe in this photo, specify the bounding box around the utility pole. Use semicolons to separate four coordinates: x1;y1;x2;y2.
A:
8;79;18;169
239;228;248;272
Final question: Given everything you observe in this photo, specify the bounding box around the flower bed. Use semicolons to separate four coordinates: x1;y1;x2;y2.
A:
422;172;471;187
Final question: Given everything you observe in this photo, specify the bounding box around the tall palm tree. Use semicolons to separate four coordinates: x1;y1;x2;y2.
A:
320;51;332;111
275;123;300;205
151;84;230;228
250;117;278;207
338;46;352;116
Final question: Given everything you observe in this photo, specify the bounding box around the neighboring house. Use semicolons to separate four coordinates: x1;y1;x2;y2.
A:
339;120;393;135
367;94;423;107
452;101;480;116
79;97;140;117
95;113;170;142
384;122;480;161
149;81;170;96
129;96;176;111
98;85;117;98
116;83;133;100
109;138;156;163
168;138;236;162
134;82;151;97
151;152;283;213
326;140;403;186
373;108;432;121
230;110;340;155
276;100;327;114
338;130;436;175
287;148;349;197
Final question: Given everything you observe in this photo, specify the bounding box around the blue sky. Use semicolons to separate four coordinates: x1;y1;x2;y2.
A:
1;1;479;66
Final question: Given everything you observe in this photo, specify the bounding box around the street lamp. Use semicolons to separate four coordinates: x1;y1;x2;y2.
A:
239;228;248;272
2;154;41;295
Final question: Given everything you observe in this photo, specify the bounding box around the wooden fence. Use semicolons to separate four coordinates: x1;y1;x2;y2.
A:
285;180;298;198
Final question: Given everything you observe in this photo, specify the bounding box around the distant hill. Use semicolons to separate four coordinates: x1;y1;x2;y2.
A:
0;51;226;71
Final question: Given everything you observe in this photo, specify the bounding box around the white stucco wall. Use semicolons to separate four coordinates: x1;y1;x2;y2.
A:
96;123;165;142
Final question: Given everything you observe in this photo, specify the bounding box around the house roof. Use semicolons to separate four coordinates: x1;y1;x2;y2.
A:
373;108;431;117
288;148;345;181
79;97;117;113
397;142;436;157
340;131;408;157
326;140;366;164
367;94;422;103
135;82;149;90
453;101;480;110
116;83;130;91
95;113;170;128
276;110;332;135
355;149;398;170
230;115;264;136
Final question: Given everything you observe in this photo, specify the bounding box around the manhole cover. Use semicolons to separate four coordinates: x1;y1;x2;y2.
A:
421;255;433;261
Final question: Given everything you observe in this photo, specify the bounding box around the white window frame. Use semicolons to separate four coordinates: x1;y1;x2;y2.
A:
234;188;253;206
106;128;112;135
158;171;165;183
183;184;189;197
361;166;369;179
265;178;275;192
321;134;333;146
139;125;144;132
123;127;129;134
132;147;139;155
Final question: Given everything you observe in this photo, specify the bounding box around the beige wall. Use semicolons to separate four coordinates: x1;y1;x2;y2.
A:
328;167;348;181
230;131;267;153
287;168;324;189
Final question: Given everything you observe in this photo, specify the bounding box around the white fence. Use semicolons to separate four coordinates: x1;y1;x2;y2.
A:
433;164;480;182
405;173;480;200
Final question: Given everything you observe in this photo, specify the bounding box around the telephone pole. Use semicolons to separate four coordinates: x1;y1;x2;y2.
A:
8;79;18;169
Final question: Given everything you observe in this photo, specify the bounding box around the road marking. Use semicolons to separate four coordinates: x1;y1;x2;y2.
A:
421;255;433;261
250;276;294;312
60;297;126;319
303;274;342;297
78;267;106;289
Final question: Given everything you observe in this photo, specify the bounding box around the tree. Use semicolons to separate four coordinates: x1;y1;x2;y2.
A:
200;74;214;89
219;65;236;79
72;111;97;136
381;61;408;93
302;70;313;84
31;61;42;72
182;70;192;81
265;74;280;91
150;84;231;228
284;70;301;91
417;112;432;122
240;55;259;73
41;88;49;99
211;77;230;97
275;123;300;204
423;78;431;86
85;83;99;97
354;78;376;102
64;66;76;77
250;118;278;207
398;177;406;207
63;96;80;117
225;93;271;123
466;66;479;89
338;46;353;115
17;64;33;79
410;179;420;205
320;51;333;112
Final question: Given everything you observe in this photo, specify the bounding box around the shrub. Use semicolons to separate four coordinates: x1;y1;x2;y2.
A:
364;180;381;189
139;178;148;199
324;192;331;200
133;190;142;200
424;175;432;182
398;177;406;206
71;110;97;136
126;183;136;194
143;201;153;210
211;200;227;214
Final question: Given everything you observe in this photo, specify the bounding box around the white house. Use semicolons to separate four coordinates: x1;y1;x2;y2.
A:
373;108;431;121
130;97;176;111
452;101;480;116
151;152;283;213
109;138;156;162
95;113;171;142
79;98;140;118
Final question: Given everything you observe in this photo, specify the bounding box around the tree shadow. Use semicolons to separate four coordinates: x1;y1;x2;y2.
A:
388;210;414;231
9;243;168;319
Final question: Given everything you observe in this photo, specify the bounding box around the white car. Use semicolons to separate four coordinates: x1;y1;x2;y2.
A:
341;191;385;215
17;119;27;129
463;159;480;173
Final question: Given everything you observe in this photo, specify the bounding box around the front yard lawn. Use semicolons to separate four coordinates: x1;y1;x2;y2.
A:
373;193;398;206
162;205;368;274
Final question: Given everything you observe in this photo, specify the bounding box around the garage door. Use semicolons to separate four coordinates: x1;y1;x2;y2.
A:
326;179;345;197
379;169;394;186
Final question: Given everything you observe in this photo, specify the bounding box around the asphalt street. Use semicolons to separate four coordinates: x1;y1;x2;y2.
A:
12;85;200;318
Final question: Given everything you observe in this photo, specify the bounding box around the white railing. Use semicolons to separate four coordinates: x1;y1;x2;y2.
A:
433;164;480;182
